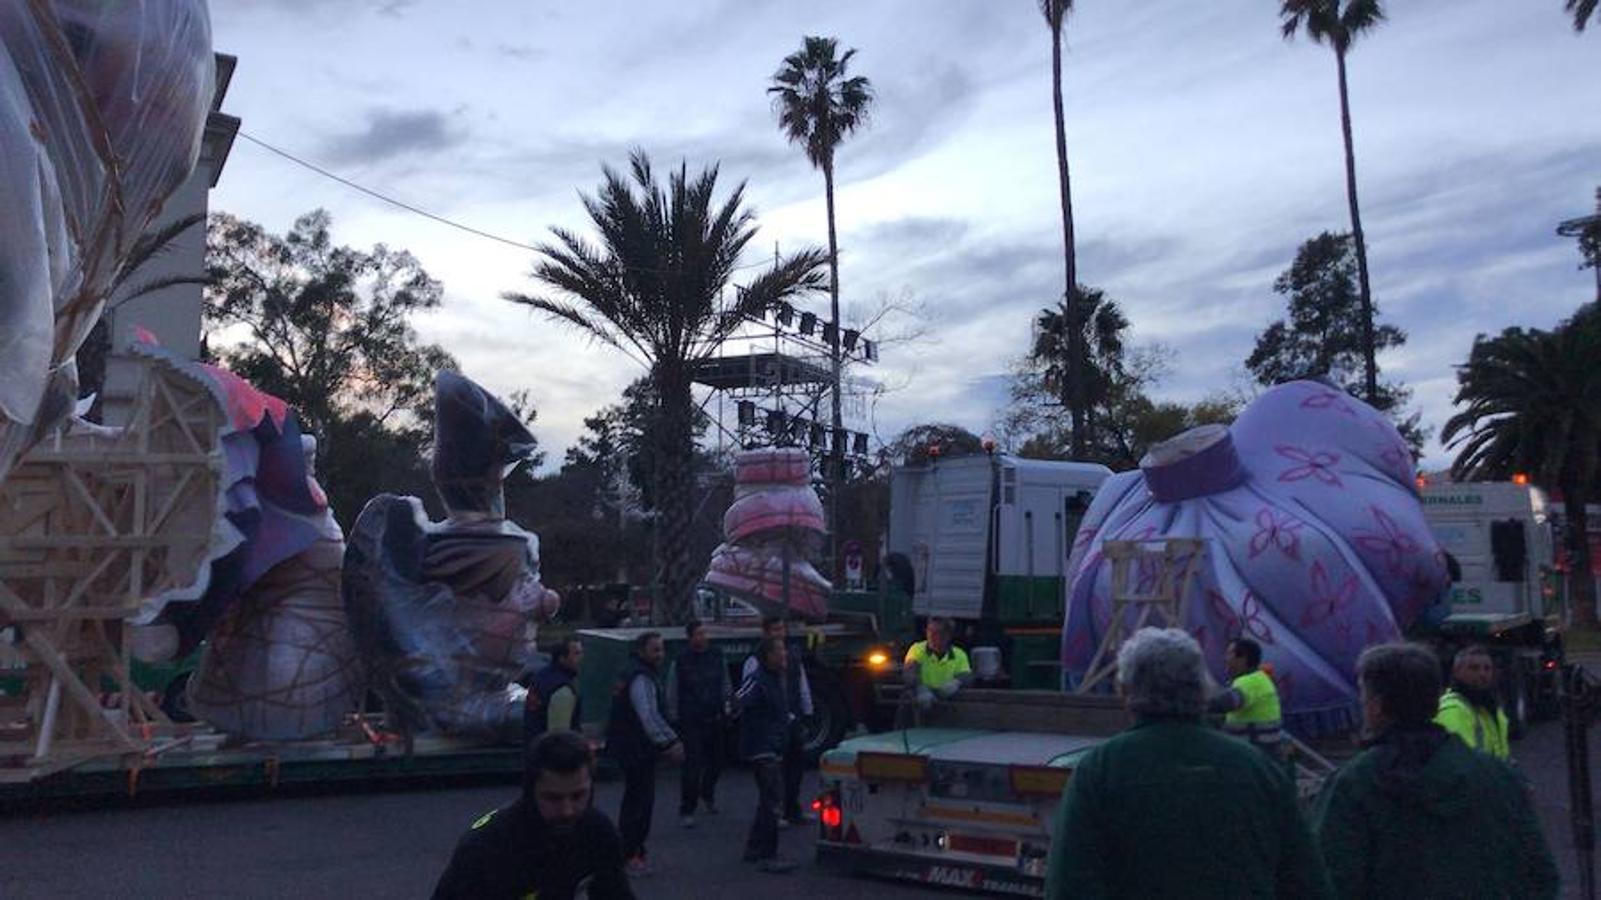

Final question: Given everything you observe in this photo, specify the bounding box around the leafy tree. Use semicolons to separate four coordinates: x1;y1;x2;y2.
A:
1038;0;1092;457
1569;0;1597;31
769;35;874;537
1442;305;1601;628
889;423;986;466
1280;0;1386;403
1246;231;1425;450
506;151;828;622
203;210;455;446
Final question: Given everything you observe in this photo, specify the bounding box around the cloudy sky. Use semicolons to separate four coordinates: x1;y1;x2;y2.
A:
208;0;1597;471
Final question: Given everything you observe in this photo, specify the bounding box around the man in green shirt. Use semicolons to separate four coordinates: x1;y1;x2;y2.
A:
1434;644;1510;760
1046;627;1332;899
1314;642;1557;899
1209;637;1284;758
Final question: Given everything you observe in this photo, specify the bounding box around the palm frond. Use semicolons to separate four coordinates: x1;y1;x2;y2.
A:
1570;0;1598;31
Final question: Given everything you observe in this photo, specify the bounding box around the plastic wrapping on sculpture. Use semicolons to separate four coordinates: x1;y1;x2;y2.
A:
1060;380;1450;735
0;0;214;481
126;341;332;661
705;447;833;621
187;438;363;741
342;372;559;743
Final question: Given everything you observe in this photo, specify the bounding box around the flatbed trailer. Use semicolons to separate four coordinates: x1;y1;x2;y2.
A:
813;689;1126;897
0;720;523;807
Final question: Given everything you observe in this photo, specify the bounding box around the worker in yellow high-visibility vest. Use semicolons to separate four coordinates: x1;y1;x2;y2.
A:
1434;645;1510;760
1208;637;1283;759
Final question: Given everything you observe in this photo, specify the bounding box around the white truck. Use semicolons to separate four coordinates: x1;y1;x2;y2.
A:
1418;480;1568;733
887;455;1112;689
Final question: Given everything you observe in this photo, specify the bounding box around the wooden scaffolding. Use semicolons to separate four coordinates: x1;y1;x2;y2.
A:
0;355;223;781
1075;537;1207;695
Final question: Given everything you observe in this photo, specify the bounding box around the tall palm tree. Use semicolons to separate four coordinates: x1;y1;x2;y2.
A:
1281;0;1385;405
769;35;873;540
1039;0;1089;458
1032;285;1129;450
506;151;828;621
1569;0;1597;31
1442;305;1601;629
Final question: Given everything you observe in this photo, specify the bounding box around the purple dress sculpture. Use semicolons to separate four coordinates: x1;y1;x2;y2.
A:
1061;380;1449;733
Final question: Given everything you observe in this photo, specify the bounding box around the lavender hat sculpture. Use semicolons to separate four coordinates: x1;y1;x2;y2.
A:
1061;380;1449;734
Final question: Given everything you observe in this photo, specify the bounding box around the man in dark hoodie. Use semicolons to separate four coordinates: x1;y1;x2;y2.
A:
433;730;634;899
667;619;731;826
736;636;798;874
1314;642;1557;899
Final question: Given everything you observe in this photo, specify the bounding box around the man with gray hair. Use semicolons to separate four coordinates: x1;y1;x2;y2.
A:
1313;642;1556;898
1046;627;1332;899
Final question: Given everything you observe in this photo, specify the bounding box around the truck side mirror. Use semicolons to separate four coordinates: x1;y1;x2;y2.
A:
1490;519;1527;583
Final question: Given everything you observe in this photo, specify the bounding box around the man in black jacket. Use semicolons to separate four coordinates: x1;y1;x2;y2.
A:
525;638;584;741
737;637;797;874
433;731;634;899
667;619;730;826
605;631;683;876
740;616;813;826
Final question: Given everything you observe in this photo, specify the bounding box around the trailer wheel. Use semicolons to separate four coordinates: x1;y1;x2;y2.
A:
800;668;851;764
1505;662;1531;741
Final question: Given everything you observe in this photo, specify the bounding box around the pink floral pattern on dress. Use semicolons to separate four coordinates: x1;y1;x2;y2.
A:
1300;387;1357;416
1301;560;1360;627
1249;508;1304;561
1208;588;1276;645
1275;445;1344;487
1354;506;1420;575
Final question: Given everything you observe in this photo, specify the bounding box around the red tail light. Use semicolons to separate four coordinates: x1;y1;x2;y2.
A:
822;806;842;829
815;790;844;841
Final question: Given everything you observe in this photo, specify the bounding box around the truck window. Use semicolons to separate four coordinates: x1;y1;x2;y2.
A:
1490;519;1527;583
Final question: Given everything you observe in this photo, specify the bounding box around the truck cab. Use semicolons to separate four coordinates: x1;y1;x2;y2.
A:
888;454;1112;689
1419;480;1564;731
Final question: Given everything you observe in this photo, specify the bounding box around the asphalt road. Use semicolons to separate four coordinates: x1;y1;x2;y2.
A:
1;718;1596;899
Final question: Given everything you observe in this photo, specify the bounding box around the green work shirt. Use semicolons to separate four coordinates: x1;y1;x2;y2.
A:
1434;690;1510;760
903;641;970;689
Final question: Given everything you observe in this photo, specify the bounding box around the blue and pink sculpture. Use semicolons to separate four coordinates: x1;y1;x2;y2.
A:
1061;380;1450;733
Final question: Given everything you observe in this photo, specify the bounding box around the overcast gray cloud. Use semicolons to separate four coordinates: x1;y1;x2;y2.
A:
208;1;1599;472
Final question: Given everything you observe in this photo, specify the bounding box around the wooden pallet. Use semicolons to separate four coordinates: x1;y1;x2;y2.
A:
0;355;223;781
1075;538;1207;695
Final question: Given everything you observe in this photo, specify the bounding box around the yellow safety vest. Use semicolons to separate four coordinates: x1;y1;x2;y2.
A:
1435;690;1510;760
1223;669;1283;748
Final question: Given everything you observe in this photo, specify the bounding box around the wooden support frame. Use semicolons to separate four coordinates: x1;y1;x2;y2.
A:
0;355;223;782
1075;538;1207;695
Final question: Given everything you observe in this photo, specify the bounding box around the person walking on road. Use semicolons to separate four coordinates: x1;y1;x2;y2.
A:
433;730;634;899
605;631;683;877
741;616;812;826
1208;637;1284;759
1314;642;1557;899
525;638;584;741
1434;644;1510;760
1046;627;1332;899
737;636;798;874
667;619;730;827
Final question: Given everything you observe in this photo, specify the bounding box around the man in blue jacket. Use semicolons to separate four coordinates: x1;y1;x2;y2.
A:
525;638;583;741
737;636;797;874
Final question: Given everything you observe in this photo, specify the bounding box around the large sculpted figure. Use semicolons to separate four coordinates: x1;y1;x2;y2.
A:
704;447;832;621
0;1;214;480
343;372;560;743
1061;380;1450;733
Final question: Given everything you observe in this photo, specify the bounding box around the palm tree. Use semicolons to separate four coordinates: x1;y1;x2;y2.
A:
1569;0;1597;31
769;35;873;537
1280;0;1385;405
1039;0;1089;458
506;151;828;621
1442;305;1601;629
1031;285;1129;451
